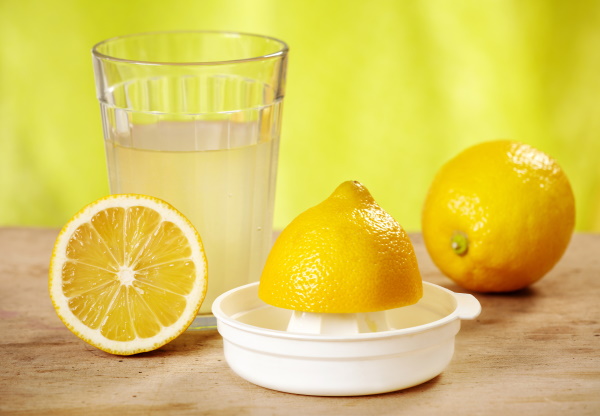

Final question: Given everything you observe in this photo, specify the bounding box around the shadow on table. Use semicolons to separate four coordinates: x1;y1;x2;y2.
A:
84;328;222;359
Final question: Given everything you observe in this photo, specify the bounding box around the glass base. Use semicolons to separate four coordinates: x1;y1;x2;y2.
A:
188;314;218;330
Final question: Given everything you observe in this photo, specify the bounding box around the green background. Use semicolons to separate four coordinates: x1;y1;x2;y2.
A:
1;0;599;231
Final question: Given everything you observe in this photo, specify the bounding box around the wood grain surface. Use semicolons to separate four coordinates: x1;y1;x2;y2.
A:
0;227;598;415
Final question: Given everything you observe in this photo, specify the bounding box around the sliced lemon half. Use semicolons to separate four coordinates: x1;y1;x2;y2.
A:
49;194;208;355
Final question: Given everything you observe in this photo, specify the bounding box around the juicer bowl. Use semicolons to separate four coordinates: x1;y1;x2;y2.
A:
212;281;481;396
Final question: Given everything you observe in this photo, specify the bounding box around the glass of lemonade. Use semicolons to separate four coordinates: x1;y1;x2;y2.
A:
92;31;288;328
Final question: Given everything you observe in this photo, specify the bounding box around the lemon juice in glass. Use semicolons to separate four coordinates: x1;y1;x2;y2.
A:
92;31;288;328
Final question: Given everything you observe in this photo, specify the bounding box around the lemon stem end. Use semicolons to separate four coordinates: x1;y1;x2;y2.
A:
451;231;469;256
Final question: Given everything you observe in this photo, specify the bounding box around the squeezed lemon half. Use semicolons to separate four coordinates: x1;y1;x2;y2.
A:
259;181;423;314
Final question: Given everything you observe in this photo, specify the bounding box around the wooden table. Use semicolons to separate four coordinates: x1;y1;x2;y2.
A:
0;228;598;415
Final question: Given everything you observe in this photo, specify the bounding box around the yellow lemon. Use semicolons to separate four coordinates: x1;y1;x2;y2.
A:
49;194;208;355
422;140;575;292
259;181;423;313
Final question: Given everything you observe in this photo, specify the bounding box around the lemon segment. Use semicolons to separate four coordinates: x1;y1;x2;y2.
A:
49;194;208;355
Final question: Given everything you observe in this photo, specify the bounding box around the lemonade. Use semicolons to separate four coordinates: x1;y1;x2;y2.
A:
92;32;288;325
104;119;279;317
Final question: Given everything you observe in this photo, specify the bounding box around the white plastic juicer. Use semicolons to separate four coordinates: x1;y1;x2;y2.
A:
212;281;481;396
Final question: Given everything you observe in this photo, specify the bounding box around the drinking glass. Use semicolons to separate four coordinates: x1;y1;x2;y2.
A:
92;31;288;328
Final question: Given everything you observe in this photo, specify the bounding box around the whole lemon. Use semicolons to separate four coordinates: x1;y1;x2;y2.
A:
259;181;423;313
422;140;575;292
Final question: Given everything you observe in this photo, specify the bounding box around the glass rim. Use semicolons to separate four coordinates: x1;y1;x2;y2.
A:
92;30;289;66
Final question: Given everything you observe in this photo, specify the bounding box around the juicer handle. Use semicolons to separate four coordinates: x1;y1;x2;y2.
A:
454;293;482;320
